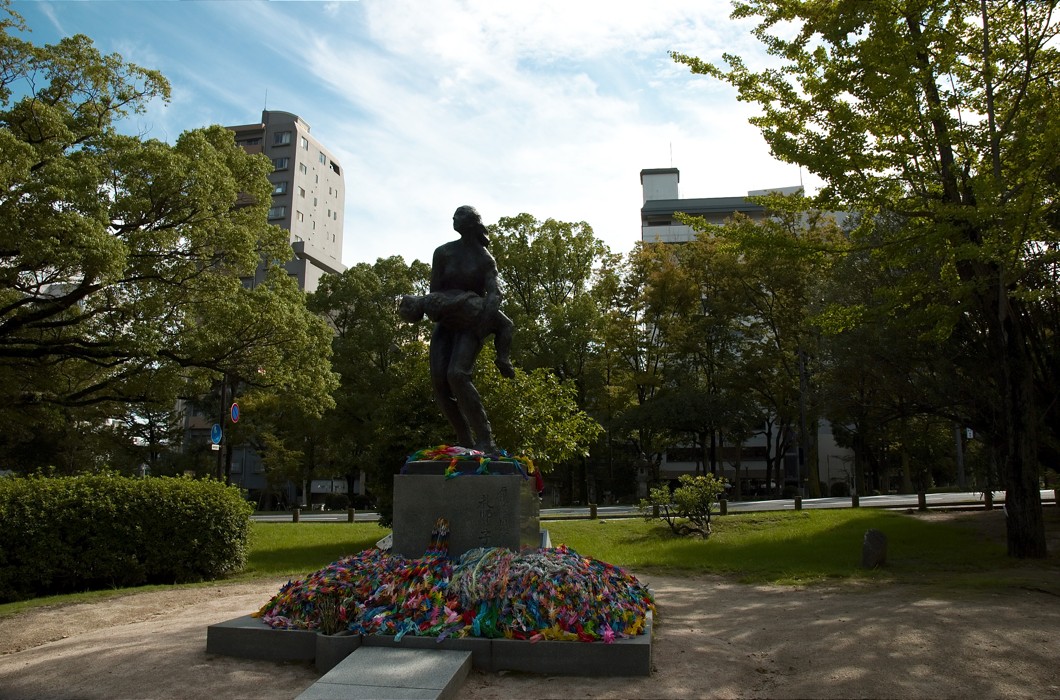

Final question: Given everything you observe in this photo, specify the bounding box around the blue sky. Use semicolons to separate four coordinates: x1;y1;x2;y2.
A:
12;0;817;268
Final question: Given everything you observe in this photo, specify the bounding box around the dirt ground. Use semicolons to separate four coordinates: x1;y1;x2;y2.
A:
1;510;1059;700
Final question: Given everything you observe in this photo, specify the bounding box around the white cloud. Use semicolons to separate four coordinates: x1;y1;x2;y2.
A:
297;0;802;265
14;0;811;268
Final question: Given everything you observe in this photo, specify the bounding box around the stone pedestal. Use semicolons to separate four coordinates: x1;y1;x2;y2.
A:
392;470;540;559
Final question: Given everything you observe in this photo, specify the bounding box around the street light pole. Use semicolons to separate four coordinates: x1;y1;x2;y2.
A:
216;372;226;481
797;347;809;498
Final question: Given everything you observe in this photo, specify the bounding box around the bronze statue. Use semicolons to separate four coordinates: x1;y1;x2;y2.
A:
401;206;514;452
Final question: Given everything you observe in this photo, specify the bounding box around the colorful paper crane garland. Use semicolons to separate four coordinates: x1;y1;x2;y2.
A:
404;444;543;491
255;544;654;644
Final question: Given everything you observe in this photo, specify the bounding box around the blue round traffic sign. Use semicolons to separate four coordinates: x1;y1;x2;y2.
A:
211;423;222;444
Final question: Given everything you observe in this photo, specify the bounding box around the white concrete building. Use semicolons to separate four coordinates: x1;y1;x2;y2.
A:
227;110;346;293
638;168;854;495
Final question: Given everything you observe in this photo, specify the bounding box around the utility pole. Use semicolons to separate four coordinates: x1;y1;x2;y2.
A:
215;373;226;481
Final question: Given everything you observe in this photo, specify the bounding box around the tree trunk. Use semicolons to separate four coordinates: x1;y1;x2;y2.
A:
900;447;913;494
1000;315;1047;558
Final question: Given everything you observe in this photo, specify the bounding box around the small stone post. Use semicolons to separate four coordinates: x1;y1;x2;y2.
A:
861;528;887;569
292;507;300;523
347;508;356;523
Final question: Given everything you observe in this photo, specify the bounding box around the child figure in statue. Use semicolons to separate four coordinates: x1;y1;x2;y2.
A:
397;290;515;380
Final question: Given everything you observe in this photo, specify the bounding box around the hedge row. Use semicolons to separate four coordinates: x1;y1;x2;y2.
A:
0;474;253;602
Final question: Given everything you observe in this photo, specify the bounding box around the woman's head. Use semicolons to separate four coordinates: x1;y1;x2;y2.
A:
453;205;489;247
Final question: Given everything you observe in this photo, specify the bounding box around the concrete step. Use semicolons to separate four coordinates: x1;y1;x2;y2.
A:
296;646;471;700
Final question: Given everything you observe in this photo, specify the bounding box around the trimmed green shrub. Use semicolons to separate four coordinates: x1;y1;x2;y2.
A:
640;473;726;537
830;481;851;497
0;474;253;602
324;493;350;510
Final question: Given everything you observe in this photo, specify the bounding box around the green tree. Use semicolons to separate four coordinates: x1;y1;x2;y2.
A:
0;7;337;471
488;214;609;379
305;256;437;509
488;213;614;501
478;343;603;469
675;0;1059;556
605;244;676;489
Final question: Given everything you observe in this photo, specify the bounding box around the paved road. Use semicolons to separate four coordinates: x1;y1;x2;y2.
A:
251;489;1058;523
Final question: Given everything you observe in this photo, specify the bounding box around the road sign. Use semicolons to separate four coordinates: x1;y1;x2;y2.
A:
230;402;240;423
211;423;222;444
211;444;220;451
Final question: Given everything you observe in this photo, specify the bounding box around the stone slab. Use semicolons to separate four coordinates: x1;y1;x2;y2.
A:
392;474;539;559
206;614;315;661
361;632;491;671
297;647;471;700
207;611;652;677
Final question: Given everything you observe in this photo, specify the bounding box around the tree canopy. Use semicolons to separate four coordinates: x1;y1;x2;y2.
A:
674;0;1059;556
0;4;336;470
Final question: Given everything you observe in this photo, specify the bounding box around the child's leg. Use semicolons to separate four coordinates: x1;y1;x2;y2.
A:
493;314;515;378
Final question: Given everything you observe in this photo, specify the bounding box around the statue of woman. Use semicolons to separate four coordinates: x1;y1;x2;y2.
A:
426;205;513;452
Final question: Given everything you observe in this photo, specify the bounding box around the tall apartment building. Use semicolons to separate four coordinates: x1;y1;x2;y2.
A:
637;167;853;496
178;111;349;505
227;110;346;293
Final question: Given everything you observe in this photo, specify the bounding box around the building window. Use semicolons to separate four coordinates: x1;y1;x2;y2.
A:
314;197;318;207
330;160;341;175
274;131;292;145
296;211;304;222
333;211;338;220
312;221;316;230
271;157;289;171
268;205;286;220
240;137;261;146
300;136;308;150
298;187;305;198
319;152;326;164
272;181;288;195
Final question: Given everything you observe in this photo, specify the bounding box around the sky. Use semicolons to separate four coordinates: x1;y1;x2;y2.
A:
11;0;819;268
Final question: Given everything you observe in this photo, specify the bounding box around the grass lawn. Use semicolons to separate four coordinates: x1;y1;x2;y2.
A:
239;509;1030;587
547;509;1015;584
237;521;389;580
2;508;1052;618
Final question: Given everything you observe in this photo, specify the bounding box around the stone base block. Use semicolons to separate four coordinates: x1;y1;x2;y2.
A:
206;614;315;661
315;631;362;673
392;474;539;559
207;612;653;677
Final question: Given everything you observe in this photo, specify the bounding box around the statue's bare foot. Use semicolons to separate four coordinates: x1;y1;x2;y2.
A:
496;358;515;379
